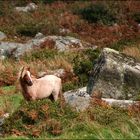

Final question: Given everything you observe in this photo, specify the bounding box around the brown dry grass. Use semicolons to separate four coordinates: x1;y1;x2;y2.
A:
0;1;139;46
0;51;75;88
122;44;140;61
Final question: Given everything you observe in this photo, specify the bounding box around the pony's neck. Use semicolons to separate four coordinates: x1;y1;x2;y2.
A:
20;79;32;100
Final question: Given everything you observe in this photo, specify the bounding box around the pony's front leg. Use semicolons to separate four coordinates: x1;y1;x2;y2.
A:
53;94;58;101
31;96;36;101
52;92;58;101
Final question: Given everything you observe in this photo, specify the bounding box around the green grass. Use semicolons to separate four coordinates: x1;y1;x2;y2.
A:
1;86;15;91
0;85;139;140
0;86;23;113
1;97;140;139
0;86;139;139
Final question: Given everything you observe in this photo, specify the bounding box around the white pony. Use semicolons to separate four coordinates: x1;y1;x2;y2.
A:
19;66;62;101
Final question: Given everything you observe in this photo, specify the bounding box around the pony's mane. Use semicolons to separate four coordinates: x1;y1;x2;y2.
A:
18;66;28;80
18;67;24;80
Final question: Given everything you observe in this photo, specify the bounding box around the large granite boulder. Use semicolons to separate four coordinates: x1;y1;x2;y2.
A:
87;48;140;100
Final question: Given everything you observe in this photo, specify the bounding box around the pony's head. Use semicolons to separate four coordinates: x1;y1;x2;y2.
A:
19;66;33;86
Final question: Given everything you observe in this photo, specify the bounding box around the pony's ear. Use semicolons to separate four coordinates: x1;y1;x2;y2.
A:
27;67;30;71
18;66;25;80
21;66;26;78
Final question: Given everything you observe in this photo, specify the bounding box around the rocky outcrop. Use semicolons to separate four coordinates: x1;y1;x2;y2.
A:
43;36;95;52
0;35;96;59
87;48;140;100
38;69;66;78
15;3;37;12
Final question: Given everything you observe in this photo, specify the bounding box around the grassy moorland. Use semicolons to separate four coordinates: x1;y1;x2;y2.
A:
0;0;140;139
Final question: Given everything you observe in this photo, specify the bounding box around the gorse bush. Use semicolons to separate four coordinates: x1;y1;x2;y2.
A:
77;2;117;25
73;54;92;85
73;49;100;86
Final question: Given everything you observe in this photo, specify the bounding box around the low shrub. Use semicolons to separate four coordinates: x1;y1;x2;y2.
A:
73;49;100;86
22;48;57;62
3;99;78;137
132;12;140;23
16;23;42;37
3;97;140;139
88;104;128;126
62;81;78;92
77;2;116;25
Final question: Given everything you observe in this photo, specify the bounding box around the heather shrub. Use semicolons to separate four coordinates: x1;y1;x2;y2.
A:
22;48;57;62
62;81;78;92
77;2;116;25
16;23;42;37
132;12;140;23
3;99;78;137
73;49;100;86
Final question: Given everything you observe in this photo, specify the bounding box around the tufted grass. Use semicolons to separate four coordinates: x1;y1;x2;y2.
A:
0;86;23;114
0;93;139;139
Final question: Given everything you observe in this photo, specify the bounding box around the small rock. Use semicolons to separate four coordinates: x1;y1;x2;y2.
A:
102;98;137;108
35;32;44;39
0;113;9;126
3;113;9;118
15;2;37;12
59;28;71;34
64;87;91;111
0;31;7;41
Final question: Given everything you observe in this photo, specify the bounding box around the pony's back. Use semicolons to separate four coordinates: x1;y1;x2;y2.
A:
34;75;62;100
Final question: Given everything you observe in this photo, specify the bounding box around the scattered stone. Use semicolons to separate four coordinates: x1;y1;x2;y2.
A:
47;69;66;77
35;32;44;39
15;3;37;12
64;87;91;111
87;48;140;100
0;113;9;126
102;98;137;108
59;28;71;34
0;31;7;41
